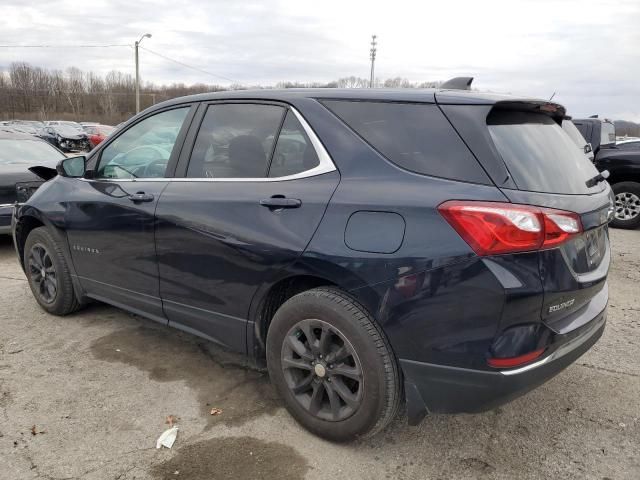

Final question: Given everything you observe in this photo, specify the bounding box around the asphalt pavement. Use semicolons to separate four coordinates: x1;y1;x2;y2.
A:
1;230;639;479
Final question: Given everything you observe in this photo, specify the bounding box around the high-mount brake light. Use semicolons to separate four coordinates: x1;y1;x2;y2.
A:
438;201;583;256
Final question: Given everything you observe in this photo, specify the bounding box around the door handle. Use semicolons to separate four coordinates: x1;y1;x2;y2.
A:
129;192;154;203
260;196;302;209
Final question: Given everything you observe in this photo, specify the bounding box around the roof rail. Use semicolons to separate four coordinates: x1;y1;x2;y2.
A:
440;77;474;90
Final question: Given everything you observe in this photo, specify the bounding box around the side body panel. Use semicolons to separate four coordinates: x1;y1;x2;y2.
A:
595;148;640;183
155;174;339;353
64;179;169;320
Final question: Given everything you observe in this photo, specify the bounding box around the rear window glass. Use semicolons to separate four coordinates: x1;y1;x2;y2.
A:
600;122;616;146
488;110;601;194
322;100;489;184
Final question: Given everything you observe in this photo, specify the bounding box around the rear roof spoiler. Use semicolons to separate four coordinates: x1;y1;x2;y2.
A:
440;77;474;90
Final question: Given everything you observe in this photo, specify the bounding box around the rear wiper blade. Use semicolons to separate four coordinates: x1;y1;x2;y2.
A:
585;170;610;188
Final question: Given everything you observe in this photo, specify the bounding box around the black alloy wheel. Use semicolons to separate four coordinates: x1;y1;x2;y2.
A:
266;287;401;441
281;319;364;422
28;243;57;304
24;227;81;315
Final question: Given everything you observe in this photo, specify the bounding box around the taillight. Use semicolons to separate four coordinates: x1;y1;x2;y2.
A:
438;201;582;256
487;348;545;368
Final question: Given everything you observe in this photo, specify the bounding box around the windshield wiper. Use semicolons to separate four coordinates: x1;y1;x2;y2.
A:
585;170;609;188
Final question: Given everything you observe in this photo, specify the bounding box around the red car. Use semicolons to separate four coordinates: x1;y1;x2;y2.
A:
83;124;115;148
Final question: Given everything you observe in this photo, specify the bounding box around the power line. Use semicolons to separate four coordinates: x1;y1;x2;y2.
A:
0;44;130;48
139;46;239;85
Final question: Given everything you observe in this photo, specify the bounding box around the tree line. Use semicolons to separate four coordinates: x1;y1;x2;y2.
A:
0;63;443;125
1;62;638;136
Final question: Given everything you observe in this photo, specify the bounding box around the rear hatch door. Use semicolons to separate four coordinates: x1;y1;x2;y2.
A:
440;99;612;334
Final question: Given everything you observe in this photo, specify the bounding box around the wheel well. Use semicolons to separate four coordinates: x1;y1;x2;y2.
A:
255;275;337;356
14;216;44;267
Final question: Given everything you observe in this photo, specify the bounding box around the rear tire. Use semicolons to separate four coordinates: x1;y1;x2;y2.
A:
24;227;80;315
611;182;640;229
266;287;401;442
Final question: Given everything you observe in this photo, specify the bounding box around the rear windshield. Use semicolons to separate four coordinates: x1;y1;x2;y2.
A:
488;110;601;194
322;100;490;184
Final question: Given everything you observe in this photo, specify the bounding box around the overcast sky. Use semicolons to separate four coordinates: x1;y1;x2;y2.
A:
1;0;639;121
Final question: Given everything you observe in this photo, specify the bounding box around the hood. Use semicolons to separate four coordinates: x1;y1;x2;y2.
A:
57;132;86;140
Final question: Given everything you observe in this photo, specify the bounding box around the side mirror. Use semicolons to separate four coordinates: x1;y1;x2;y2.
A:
584;143;593;154
56;155;86;178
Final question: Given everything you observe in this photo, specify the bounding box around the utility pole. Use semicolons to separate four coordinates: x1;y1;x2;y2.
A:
369;35;377;88
135;33;152;114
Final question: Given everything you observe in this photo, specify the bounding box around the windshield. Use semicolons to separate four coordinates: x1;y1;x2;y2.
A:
488;110;601;194
601;122;616;147
562;120;588;148
0;139;64;165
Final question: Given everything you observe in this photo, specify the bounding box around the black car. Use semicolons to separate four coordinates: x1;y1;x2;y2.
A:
0;130;65;234
38;124;90;152
574;118;640;229
13;88;612;441
573;117;616;156
594;144;640;229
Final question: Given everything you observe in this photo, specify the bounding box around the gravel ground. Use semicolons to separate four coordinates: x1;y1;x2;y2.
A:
1;229;639;480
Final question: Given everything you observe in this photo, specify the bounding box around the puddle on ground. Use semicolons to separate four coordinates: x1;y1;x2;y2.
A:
151;436;309;480
91;326;280;426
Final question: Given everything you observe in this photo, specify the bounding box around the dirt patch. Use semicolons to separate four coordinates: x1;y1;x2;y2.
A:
91;326;281;426
150;436;309;480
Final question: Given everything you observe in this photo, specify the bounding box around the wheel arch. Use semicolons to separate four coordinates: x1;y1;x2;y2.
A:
14;212;46;270
14;207;85;302
249;274;338;361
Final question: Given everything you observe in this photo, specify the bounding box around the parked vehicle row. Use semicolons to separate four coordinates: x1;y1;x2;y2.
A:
12;87;613;441
0;120;116;152
0;130;65;234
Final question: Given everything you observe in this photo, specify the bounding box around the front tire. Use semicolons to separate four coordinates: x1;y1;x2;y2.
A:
611;182;640;229
266;287;401;442
24;227;80;315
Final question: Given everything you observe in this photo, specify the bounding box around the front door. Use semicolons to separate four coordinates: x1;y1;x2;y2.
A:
155;103;339;352
65;106;194;320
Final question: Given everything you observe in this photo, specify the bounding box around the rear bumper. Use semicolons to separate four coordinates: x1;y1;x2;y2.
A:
401;307;606;425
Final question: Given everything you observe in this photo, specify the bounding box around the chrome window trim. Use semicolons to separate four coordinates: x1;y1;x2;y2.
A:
84;106;336;183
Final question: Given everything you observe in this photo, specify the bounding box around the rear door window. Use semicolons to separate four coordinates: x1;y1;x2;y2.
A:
268;111;319;177
187;103;285;178
487;110;601;194
322;100;490;184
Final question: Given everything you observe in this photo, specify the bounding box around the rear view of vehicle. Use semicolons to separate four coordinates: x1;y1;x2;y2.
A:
405;95;612;418
279;93;613;438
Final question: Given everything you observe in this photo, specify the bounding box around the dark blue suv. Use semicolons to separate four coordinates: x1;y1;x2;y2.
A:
12;88;612;441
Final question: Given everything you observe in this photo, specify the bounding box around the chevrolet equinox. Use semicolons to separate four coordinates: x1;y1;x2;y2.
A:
13;88;612;441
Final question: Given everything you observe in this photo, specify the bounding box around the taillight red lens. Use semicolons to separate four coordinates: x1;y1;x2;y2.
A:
487;348;545;368
438;201;582;256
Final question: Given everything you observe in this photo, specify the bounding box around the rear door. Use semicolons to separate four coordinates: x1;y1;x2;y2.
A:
441;101;613;334
155;102;339;352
